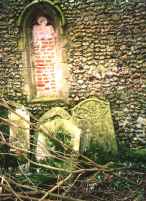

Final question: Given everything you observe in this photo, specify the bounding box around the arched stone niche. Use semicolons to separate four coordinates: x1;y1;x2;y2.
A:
18;0;68;102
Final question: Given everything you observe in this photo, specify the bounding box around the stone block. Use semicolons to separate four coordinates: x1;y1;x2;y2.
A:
72;98;117;157
9;105;30;156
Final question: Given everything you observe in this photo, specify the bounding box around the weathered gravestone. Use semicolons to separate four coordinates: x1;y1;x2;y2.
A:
9;105;30;156
36;107;81;161
72;98;117;159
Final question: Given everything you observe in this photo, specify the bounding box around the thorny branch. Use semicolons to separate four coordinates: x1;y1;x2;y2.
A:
0;99;144;201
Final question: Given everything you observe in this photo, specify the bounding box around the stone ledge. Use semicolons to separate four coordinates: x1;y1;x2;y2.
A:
29;95;68;103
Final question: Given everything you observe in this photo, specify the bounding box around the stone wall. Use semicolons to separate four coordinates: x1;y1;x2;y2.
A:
0;0;146;147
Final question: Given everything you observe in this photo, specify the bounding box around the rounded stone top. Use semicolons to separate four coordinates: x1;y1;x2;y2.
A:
39;107;71;124
37;16;48;25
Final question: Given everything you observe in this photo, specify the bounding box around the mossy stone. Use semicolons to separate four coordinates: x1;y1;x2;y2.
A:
72;97;117;160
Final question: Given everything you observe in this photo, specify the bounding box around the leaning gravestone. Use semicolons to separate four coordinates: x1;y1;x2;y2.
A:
72;98;117;159
9;105;30;156
36;107;81;162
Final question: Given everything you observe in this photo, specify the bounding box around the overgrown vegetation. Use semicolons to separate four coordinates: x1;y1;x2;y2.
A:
0;99;145;201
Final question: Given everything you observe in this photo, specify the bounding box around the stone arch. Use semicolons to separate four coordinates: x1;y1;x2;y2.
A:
18;0;65;27
18;0;68;102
